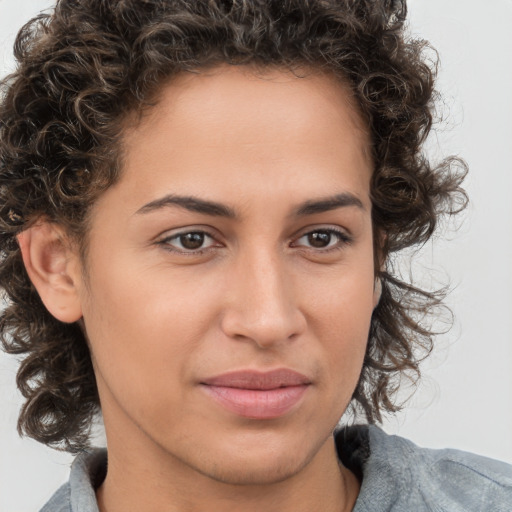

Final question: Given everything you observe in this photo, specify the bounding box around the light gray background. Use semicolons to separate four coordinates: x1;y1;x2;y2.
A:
1;1;511;511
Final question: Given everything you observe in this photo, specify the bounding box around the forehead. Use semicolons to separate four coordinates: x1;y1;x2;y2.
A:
125;65;370;157
115;65;373;211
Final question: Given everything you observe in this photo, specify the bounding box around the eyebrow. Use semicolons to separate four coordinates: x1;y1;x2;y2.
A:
136;194;236;218
294;193;365;216
135;192;364;218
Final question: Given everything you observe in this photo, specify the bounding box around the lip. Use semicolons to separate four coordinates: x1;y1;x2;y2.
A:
200;369;311;419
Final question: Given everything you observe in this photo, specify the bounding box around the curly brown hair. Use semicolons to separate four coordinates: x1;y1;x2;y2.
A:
0;0;466;452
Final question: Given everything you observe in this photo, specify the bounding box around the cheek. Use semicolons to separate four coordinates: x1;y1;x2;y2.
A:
301;263;374;388
305;257;375;330
80;262;221;410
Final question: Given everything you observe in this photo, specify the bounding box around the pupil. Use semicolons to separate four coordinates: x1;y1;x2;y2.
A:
308;231;331;248
180;232;204;250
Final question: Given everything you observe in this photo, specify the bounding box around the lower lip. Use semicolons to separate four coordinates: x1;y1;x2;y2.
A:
201;384;309;419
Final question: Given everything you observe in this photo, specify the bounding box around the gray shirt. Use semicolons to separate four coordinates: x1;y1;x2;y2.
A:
40;425;512;511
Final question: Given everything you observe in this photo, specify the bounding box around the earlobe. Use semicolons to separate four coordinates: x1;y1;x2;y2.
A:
17;222;83;323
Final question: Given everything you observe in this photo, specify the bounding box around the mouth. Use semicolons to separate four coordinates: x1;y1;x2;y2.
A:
200;369;311;419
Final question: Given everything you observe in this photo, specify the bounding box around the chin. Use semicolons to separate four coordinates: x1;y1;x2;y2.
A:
195;450;310;486
175;428;326;487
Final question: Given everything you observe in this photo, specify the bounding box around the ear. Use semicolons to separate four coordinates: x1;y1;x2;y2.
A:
373;277;382;309
373;231;386;310
17;221;83;323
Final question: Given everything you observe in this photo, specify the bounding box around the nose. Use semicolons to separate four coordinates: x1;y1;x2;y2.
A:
220;249;306;349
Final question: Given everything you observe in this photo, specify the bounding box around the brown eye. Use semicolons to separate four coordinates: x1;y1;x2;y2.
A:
179;232;205;250
294;228;351;251
162;231;217;252
307;231;332;248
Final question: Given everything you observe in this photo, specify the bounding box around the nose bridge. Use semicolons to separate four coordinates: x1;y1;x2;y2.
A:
221;243;304;347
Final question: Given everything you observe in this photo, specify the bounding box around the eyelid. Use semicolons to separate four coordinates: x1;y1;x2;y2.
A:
156;226;223;254
290;226;353;250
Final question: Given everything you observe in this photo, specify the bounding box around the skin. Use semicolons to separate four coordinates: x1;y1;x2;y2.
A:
21;66;377;512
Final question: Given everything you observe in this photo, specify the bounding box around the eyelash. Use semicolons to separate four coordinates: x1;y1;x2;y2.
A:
158;226;352;256
292;227;353;252
158;230;219;255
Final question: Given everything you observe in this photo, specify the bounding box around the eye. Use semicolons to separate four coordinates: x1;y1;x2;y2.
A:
160;230;218;252
293;228;351;250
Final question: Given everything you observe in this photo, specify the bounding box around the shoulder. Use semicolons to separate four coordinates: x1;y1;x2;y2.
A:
39;448;106;512
39;482;71;512
372;426;511;509
337;425;512;512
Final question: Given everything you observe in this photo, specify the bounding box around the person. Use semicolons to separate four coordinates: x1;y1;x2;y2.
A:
0;0;510;511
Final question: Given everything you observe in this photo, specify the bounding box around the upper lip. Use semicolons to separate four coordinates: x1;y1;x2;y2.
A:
201;369;311;390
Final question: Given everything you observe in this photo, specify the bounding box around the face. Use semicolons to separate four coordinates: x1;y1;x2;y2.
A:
76;66;376;485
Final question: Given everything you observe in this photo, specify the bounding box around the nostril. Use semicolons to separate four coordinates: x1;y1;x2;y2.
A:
219;256;307;346
220;306;306;349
